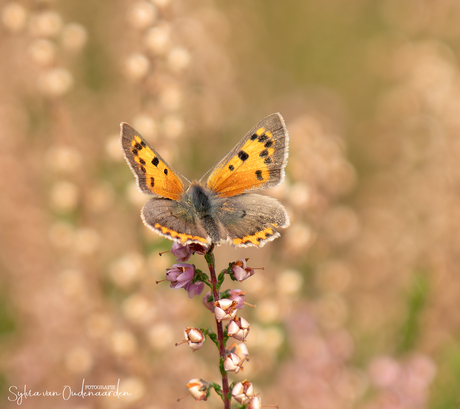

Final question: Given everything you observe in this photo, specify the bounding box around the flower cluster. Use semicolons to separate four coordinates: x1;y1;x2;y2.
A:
162;242;271;408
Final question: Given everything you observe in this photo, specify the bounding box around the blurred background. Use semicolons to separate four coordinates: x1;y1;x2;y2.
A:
1;0;459;408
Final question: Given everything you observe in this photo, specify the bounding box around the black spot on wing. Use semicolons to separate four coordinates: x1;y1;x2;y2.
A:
264;140;274;148
258;134;268;143
238;151;249;161
259;149;269;158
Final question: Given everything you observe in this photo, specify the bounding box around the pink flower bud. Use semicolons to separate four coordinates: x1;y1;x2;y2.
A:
186;378;208;401
228;289;246;309
185;280;204;298
165;263;203;298
230;258;255;282
171;242;192;261
232;380;254;404
166;263;195;289
214;299;238;322
184;327;204;351
202;291;215;312
227;316;250;341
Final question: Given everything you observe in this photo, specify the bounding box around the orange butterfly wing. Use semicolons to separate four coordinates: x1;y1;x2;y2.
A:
120;123;185;201
205;113;289;198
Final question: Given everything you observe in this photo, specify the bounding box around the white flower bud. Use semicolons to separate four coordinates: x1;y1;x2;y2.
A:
186;379;208;401
214;299;238;322
223;352;242;373
227;316;250;341
232;380;254;404
230;342;249;360
184;327;204;351
248;395;262;409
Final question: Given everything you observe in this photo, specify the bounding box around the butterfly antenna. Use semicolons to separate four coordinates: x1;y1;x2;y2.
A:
198;165;214;183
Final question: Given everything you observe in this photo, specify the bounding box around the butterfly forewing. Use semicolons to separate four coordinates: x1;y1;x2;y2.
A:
120;123;185;200
205;113;289;198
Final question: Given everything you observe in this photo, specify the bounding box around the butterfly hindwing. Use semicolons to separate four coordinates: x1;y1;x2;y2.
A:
120;123;185;200
205;113;289;198
214;193;290;247
142;197;211;246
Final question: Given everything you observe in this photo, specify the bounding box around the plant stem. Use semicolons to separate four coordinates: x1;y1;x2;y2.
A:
205;245;230;409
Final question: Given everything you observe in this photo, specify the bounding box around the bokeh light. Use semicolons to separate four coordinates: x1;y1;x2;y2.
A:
1;1;459;408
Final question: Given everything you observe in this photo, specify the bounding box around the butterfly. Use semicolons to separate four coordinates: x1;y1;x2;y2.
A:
120;113;290;248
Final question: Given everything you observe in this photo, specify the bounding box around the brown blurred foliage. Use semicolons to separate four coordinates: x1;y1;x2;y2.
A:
1;0;460;408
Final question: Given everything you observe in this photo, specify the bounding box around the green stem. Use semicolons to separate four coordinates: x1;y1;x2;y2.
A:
205;245;230;409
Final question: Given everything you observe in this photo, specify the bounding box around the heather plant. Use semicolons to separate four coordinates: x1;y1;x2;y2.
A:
164;242;268;408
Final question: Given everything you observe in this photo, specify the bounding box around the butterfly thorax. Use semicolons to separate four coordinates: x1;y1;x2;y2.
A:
183;182;221;242
184;183;216;216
